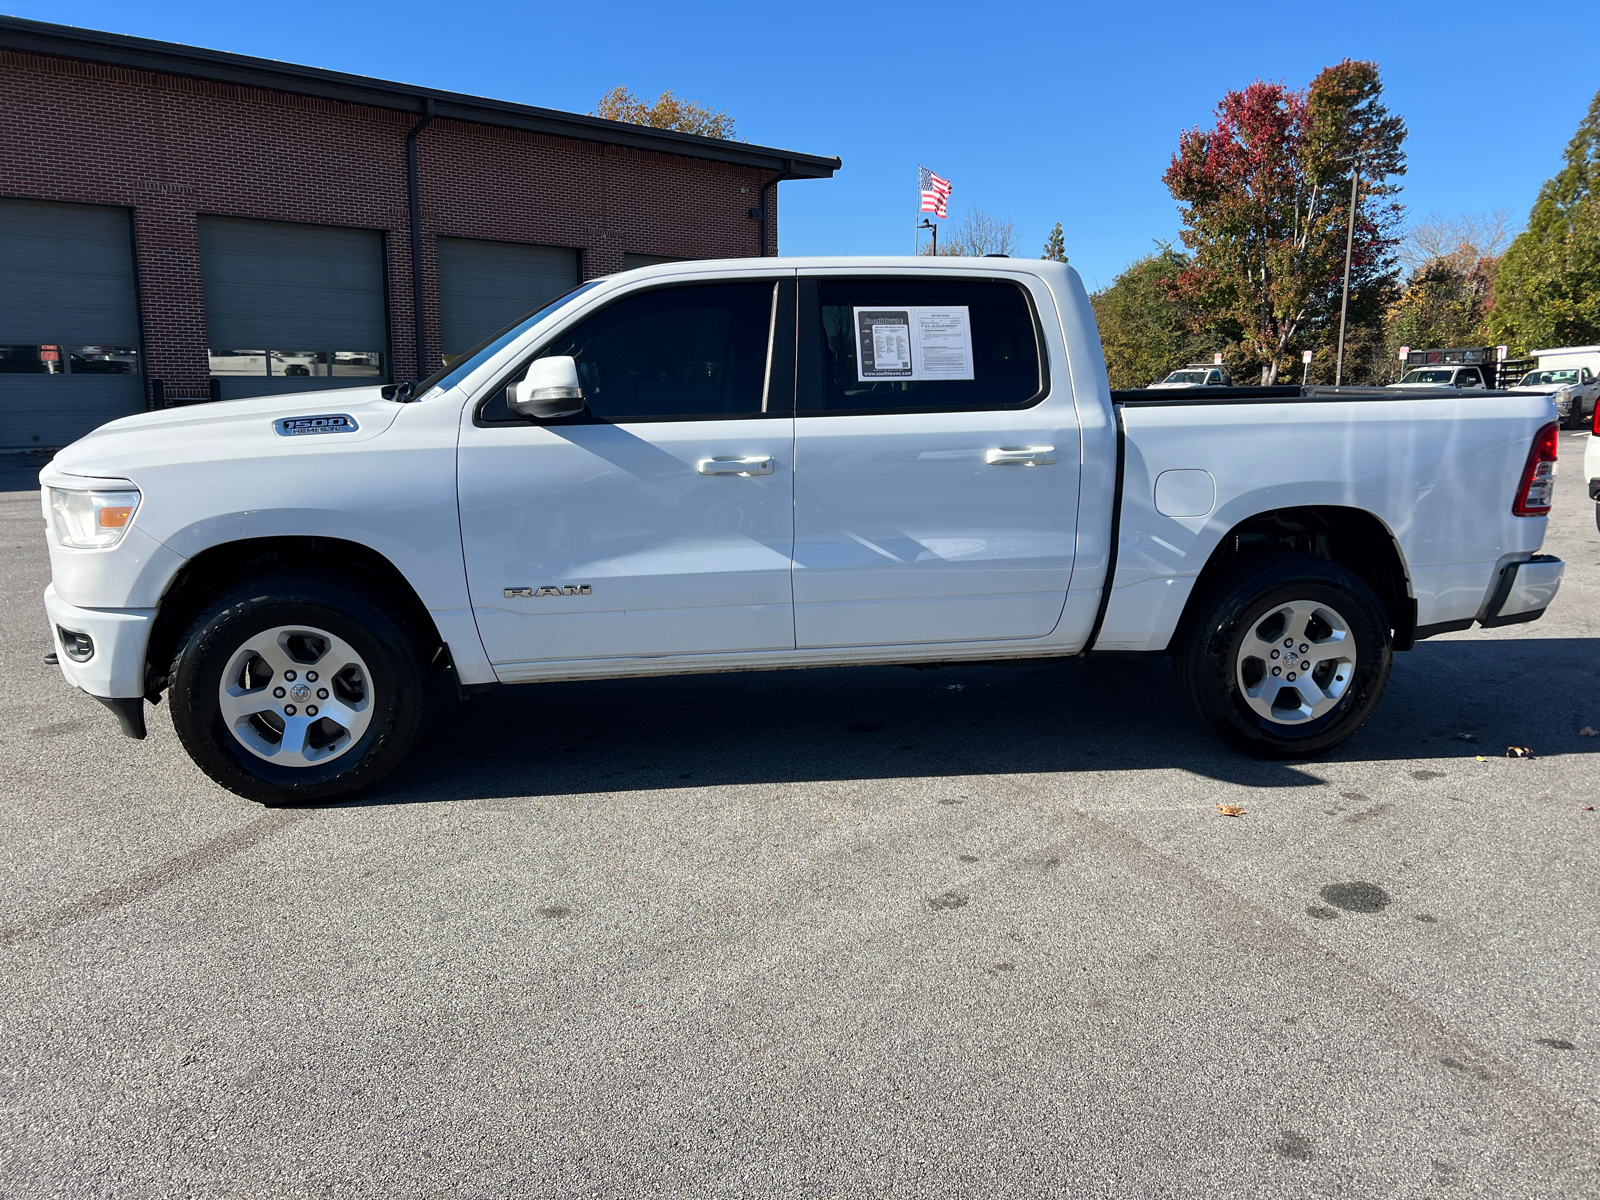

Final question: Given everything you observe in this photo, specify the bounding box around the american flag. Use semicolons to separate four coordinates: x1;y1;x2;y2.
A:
919;167;952;218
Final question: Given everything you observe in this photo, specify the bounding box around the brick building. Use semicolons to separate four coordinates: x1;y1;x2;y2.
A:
0;16;838;448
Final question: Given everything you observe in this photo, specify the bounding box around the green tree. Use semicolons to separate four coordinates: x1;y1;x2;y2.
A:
1489;87;1600;352
1164;60;1406;383
595;87;739;140
1091;248;1228;388
1041;222;1068;262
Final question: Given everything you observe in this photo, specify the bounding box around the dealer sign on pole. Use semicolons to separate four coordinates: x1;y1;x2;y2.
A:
1302;350;1313;364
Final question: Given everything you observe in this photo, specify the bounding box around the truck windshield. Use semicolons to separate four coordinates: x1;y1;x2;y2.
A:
1520;370;1579;385
1163;371;1208;384
408;281;602;401
1399;370;1454;384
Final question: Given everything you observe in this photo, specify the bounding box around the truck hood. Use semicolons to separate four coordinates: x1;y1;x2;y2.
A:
46;387;403;481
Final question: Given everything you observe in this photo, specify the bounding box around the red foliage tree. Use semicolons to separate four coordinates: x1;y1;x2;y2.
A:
1164;61;1406;383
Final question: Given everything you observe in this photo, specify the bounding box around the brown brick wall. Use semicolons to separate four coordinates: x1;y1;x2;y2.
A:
0;49;777;394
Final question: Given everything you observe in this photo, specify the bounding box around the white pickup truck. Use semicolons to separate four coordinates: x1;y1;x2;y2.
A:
1508;366;1600;429
39;258;1566;803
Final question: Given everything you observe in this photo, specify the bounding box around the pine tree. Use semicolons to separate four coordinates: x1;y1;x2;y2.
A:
1040;222;1068;262
1489;87;1600;352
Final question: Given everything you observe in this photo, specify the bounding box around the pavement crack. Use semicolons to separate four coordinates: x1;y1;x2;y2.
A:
0;809;307;948
1009;776;1593;1127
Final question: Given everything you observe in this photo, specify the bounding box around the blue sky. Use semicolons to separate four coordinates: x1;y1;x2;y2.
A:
12;0;1599;289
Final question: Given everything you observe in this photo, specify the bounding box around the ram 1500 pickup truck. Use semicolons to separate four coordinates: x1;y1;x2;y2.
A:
39;258;1566;803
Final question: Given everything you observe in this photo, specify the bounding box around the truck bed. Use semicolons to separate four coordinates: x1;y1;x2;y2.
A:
1089;386;1558;653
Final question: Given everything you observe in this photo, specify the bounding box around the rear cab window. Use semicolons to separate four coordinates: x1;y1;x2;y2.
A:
797;276;1047;415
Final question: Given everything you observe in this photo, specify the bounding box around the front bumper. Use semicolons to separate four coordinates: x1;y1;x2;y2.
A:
1479;555;1564;628
44;583;156;700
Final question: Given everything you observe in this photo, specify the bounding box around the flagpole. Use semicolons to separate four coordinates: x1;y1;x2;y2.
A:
914;163;920;255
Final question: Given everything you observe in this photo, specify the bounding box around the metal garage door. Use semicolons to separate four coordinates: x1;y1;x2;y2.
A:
199;217;388;401
438;238;579;361
0;199;144;450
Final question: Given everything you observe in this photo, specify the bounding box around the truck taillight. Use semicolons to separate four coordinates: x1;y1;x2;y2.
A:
1512;421;1559;516
1592;402;1600;435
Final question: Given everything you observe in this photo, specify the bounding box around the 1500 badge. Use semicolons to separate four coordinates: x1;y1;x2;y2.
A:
274;414;359;436
505;585;592;598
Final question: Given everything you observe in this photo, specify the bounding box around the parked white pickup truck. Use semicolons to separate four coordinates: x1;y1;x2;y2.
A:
40;258;1566;803
1508;366;1600;429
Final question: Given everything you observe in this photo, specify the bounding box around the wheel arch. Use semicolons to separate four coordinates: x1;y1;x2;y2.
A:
144;535;446;698
1174;506;1415;653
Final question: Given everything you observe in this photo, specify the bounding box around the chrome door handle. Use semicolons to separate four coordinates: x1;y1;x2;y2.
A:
985;446;1056;466
698;456;773;476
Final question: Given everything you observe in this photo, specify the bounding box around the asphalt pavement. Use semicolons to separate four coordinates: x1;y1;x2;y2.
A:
0;436;1596;1199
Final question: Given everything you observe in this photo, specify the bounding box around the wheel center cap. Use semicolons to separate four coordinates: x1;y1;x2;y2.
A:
289;683;312;703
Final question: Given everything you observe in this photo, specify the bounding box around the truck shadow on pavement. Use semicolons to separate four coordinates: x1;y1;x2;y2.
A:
350;635;1600;806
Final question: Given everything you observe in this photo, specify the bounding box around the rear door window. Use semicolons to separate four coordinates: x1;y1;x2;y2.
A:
797;276;1045;415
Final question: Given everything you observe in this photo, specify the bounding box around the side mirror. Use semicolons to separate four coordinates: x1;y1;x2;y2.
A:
508;355;584;419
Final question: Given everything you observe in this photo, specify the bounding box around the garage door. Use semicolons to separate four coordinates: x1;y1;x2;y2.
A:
438;237;579;362
199;217;389;400
0;199;144;450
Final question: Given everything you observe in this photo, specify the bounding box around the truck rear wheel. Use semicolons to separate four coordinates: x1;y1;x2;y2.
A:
1174;554;1392;758
168;573;430;804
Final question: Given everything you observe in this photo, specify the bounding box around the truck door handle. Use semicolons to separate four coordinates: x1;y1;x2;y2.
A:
985;446;1056;466
698;455;773;476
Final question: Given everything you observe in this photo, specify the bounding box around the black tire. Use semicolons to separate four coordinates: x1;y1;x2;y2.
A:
1174;553;1392;759
169;572;430;804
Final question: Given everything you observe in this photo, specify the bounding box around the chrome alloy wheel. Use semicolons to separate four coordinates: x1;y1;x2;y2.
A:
1234;600;1357;725
217;625;374;767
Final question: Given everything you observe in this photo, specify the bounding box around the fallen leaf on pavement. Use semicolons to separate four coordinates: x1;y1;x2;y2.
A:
1581;727;1597;737
1475;756;1487;762
1506;746;1533;758
1582;806;1595;812
1214;804;1246;817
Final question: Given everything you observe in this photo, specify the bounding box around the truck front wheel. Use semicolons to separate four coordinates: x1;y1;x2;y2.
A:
168;573;431;804
1174;554;1392;758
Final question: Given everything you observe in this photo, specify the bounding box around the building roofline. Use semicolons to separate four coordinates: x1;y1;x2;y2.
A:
0;15;840;178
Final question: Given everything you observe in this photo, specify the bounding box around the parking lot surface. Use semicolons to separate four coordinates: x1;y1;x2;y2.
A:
1;437;1596;1198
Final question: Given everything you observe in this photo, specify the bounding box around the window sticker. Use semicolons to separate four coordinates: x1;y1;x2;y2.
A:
853;306;974;382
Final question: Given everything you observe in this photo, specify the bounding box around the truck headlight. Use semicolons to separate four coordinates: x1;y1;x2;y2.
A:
48;486;141;549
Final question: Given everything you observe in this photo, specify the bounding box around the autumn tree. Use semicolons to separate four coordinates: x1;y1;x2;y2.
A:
1387;257;1497;356
1164;60;1406;383
1377;210;1511;371
1398;209;1513;274
1091;247;1229;388
1489;86;1600;352
1041;222;1068;262
595;87;738;140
